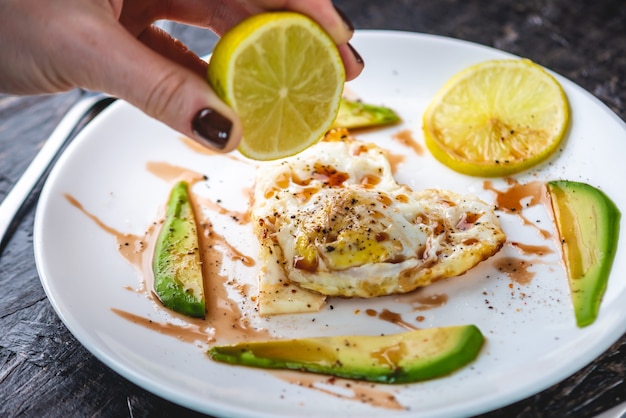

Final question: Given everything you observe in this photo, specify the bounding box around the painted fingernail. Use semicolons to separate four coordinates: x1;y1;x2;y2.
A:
334;5;354;32
348;42;364;66
192;108;232;150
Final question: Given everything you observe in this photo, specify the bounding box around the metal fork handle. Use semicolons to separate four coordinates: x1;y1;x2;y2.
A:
0;91;114;255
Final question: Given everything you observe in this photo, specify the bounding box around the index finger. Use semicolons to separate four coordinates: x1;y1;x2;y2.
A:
131;0;353;44
249;0;354;45
120;0;252;36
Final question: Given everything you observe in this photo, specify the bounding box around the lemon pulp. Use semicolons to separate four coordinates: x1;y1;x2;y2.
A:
208;12;345;160
423;59;569;177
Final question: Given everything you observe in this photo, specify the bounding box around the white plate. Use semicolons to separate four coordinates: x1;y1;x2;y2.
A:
34;31;626;417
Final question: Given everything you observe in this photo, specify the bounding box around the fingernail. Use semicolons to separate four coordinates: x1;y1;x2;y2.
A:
192;108;232;149
334;5;354;33
347;42;364;66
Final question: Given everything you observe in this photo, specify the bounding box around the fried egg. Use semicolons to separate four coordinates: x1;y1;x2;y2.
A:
251;130;506;315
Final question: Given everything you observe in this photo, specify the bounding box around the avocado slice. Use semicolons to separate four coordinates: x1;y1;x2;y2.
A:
547;180;620;327
331;98;401;130
153;181;205;318
208;325;484;383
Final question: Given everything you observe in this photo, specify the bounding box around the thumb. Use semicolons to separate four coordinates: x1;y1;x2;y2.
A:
82;22;242;152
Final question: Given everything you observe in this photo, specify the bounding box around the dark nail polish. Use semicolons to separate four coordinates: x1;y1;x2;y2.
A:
192;108;232;149
334;5;354;32
348;43;364;65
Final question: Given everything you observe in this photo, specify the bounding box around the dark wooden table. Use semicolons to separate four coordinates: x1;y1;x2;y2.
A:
1;1;624;416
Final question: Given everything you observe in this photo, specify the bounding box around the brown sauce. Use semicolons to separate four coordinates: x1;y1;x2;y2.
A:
483;179;559;286
455;212;481;231
392;129;424;156
265;162;353;203
69;142;539;408
64;194;151;293
65;176;268;343
145;161;206;184
483;178;552;239
365;309;417;330
361;174;381;188
112;308;215;344
383;150;405;174
312;163;350;187
493;256;537;285
509;241;553;256
273;371;406;411
411;292;449;311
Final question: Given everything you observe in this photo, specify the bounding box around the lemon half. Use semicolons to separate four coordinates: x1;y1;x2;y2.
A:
423;59;569;177
208;12;345;160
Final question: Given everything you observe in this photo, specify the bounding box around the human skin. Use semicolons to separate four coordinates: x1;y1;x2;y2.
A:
0;0;363;151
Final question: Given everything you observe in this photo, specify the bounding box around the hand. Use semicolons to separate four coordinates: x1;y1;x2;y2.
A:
0;0;364;152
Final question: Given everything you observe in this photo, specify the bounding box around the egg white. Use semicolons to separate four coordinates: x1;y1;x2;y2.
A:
251;130;506;315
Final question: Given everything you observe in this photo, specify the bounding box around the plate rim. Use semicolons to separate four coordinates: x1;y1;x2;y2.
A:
33;29;626;418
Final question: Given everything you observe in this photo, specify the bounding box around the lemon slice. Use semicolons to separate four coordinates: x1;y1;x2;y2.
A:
423;59;569;177
208;12;345;160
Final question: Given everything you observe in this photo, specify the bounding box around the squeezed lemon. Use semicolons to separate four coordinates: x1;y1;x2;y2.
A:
208;12;345;160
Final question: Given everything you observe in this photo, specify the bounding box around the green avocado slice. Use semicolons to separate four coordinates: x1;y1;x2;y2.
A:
153;181;205;318
208;325;484;383
547;180;620;327
331;98;401;130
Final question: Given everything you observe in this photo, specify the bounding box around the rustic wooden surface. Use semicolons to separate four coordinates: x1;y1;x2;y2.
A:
1;1;625;416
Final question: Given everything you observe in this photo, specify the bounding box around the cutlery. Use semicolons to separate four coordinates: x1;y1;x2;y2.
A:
0;91;116;255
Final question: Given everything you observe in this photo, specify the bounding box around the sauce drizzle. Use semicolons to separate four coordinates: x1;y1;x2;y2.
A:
493;257;536;285
484;179;552;239
392;129;424;156
64;164;268;343
274;371;406;411
366;309;417;330
383;150;405;174
411;292;449;311
112;308;215;343
509;242;553;256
